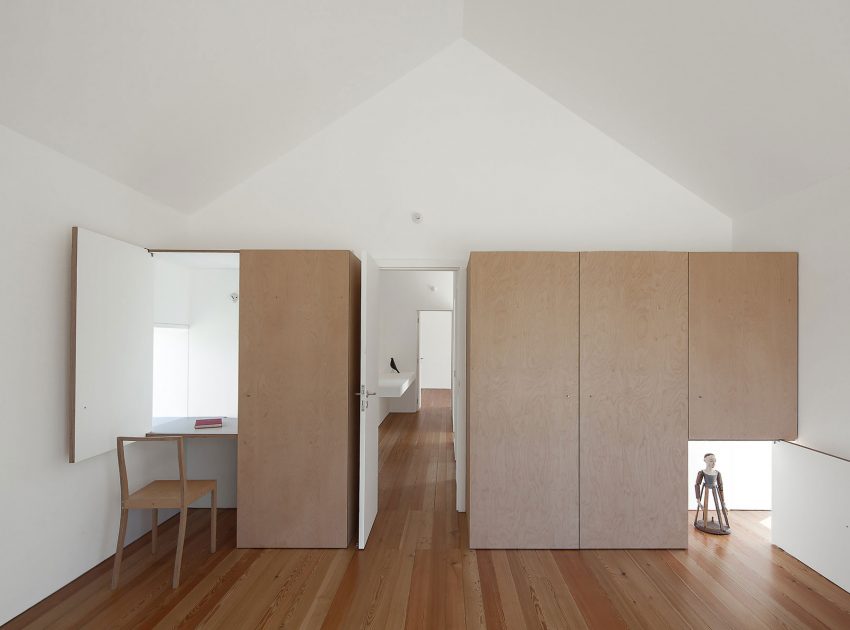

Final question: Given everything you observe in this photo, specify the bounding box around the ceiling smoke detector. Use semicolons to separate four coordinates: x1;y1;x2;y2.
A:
411;212;423;224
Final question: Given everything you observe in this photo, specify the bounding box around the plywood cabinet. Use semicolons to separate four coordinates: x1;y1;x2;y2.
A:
466;249;797;549
237;250;360;548
579;252;689;549
468;252;580;549
689;253;798;440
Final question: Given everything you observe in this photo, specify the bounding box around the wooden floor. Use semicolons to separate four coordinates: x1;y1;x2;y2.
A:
7;388;850;629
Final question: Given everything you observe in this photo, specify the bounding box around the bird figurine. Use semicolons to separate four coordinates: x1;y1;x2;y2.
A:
390;358;400;373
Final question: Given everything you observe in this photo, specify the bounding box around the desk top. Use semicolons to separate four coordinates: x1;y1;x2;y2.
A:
149;417;238;438
378;371;415;398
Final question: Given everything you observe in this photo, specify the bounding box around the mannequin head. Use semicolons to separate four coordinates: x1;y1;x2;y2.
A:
703;453;716;470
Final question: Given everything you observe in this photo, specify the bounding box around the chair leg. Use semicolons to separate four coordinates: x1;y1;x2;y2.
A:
151;508;158;554
111;508;129;590
173;507;188;589
210;488;217;553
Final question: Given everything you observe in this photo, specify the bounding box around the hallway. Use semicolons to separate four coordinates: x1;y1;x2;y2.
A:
7;389;850;628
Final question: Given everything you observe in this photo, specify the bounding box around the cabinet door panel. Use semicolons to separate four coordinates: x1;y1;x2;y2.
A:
468;252;579;548
580;252;688;549
689;253;797;440
238;250;352;548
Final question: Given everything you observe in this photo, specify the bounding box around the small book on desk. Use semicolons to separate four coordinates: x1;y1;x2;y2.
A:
194;418;223;430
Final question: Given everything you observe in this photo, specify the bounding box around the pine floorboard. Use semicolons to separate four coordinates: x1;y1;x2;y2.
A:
6;388;850;629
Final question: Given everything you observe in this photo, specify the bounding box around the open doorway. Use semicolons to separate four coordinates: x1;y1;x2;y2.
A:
375;270;455;421
150;251;240;510
358;262;461;548
417;310;453;413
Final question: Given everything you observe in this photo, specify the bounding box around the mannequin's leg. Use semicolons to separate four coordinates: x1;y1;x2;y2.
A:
712;487;724;527
702;487;710;525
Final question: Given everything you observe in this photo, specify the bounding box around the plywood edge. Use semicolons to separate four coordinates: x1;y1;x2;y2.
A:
147;248;240;253
780;440;850;463
468;250;582;256
69;227;78;463
347;251;361;545
792;252;800;441
465;260;473;547
238;248;355;255
689;431;799;441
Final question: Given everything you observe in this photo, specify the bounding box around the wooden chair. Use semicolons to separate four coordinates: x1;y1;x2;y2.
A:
112;436;217;589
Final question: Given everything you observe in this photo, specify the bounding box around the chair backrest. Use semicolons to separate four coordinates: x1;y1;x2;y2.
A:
116;436;186;506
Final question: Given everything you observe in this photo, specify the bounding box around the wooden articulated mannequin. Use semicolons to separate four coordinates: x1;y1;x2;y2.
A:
694;452;731;534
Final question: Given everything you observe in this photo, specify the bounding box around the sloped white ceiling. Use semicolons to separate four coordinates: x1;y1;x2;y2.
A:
3;2;842;218
464;0;850;216
0;1;462;211
186;41;731;259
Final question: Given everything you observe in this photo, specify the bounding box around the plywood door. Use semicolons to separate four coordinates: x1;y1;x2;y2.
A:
580;252;688;549
468;252;579;549
689;253;798;440
237;250;354;548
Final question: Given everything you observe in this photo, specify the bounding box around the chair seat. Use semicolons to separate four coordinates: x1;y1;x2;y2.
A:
124;479;216;509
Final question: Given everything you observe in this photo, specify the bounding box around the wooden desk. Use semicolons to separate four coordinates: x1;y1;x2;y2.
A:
148;417;238;439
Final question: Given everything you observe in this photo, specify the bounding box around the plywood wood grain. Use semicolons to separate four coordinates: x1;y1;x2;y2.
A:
689;253;798;440
237;250;355;548
468;252;579;549
579;252;688;549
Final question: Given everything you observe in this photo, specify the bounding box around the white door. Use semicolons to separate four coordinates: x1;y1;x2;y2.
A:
72;227;154;463
358;252;381;548
453;268;467;512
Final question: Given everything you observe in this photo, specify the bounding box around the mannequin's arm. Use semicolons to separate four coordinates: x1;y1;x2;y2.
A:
694;470;704;502
717;471;726;506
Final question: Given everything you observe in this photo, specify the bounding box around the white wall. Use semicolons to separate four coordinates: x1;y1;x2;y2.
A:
153;258;191;325
152;259;192;420
734;169;850;460
773;442;850;593
151;260;239;419
687;442;772;510
734;169;850;593
152;327;189;418
419;310;453;389
186;40;732;258
378;270;454;417
187;268;240;418
0;125;188;625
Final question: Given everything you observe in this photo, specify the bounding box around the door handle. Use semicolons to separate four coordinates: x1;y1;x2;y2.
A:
356;387;377;397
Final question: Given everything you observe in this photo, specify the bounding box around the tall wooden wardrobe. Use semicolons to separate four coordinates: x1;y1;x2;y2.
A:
237;250;361;548
467;250;797;550
467;252;579;549
579;252;688;548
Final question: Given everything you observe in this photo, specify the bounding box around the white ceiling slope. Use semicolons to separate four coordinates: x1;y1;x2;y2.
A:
464;0;850;216
187;41;730;260
0;0;462;211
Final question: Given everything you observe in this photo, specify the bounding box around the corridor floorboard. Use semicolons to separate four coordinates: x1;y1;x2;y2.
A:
6;389;850;629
